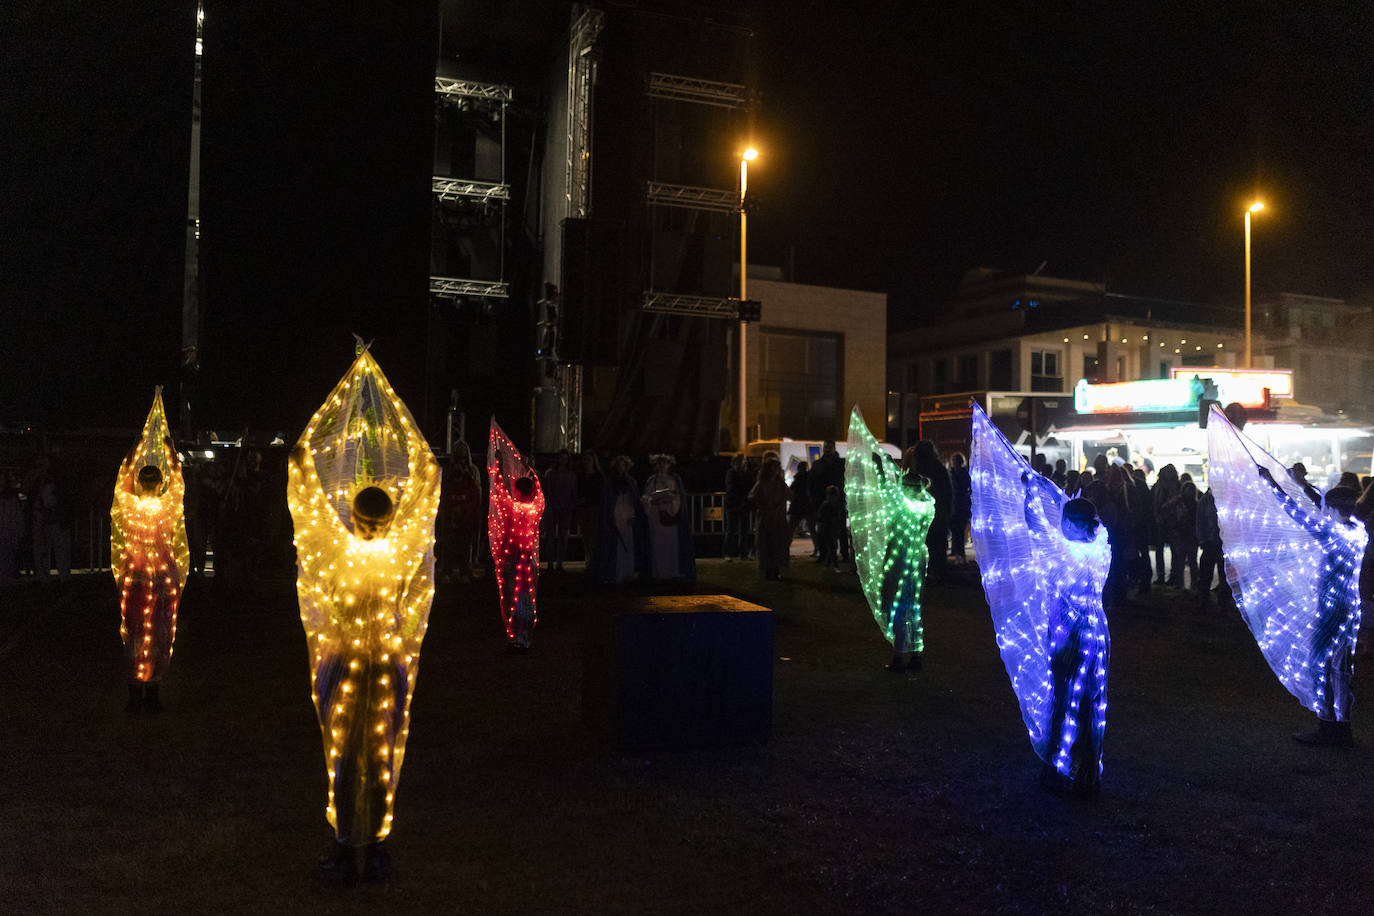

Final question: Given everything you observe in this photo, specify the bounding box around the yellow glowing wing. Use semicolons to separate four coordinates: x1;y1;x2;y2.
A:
111;389;188;586
288;350;439;642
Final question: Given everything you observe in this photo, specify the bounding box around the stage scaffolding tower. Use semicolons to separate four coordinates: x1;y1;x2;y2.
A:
549;5;604;454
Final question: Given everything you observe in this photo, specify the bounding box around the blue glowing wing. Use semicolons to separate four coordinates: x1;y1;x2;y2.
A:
1206;405;1367;715
845;406;934;646
969;403;1060;760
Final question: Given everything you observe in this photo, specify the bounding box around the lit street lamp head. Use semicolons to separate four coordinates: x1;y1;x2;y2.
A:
1248;201;1264;213
743;147;758;161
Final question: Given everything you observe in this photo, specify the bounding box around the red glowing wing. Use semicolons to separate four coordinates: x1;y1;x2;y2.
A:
487;418;532;558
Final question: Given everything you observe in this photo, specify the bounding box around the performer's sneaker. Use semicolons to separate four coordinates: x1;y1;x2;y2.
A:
361;842;394;883
1293;720;1354;747
317;841;357;886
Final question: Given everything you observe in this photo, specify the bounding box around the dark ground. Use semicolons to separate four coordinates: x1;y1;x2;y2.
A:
1;555;1371;915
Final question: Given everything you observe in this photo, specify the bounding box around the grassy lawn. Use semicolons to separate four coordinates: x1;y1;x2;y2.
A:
1;557;1370;914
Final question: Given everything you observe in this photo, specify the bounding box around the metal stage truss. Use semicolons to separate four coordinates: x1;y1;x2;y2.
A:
432;177;510;203
646;72;748;109
641;291;740;319
645;181;738;214
429;277;510;300
434;77;513;102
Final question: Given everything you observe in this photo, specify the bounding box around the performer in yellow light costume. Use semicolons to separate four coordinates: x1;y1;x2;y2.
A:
110;388;189;712
287;346;441;883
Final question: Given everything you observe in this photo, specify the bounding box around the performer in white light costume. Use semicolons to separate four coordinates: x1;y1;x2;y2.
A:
1206;404;1365;747
970;403;1111;794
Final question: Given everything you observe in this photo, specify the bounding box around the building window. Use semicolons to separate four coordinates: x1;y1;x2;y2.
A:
1083;353;1100;382
933;358;948;393
1030;348;1062;392
955;354;978;391
989;349;1013;390
759;328;842;440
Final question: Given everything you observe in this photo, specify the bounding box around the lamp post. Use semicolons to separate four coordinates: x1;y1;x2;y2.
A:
1244;201;1264;368
738;147;758;453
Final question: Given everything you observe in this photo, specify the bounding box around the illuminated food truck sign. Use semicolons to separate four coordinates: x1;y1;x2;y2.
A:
1169;367;1293;407
1074;378;1198;415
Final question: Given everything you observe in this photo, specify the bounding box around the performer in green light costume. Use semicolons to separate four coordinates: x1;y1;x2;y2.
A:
845;406;936;672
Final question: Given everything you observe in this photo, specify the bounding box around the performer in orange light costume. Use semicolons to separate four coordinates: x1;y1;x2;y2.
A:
110;389;189;713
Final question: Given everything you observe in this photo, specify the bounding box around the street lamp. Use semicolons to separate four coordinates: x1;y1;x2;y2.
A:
738;147;758;452
1245;201;1264;368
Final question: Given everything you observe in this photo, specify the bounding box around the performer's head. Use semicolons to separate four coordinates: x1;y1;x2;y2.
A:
136;465;163;494
514;476;537;503
1061;497;1100;542
1325;486;1359;522
351;486;395;540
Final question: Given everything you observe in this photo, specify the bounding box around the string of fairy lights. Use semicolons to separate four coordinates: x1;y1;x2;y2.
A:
287;350;440;843
845;406;935;653
1207;405;1366;721
487;419;544;647
1062;330;1232;356
110;391;190;683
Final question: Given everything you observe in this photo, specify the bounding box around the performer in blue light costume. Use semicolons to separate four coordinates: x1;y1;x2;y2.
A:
1206;404;1366;746
970;403;1110;795
845;406;935;671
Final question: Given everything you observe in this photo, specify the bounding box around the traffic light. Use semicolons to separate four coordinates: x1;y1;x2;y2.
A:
736;298;761;322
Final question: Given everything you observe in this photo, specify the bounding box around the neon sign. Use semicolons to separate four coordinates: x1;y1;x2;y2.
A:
1170;367;1292;407
1074;378;1197;415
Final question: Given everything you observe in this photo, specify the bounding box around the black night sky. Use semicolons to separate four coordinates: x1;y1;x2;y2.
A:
5;1;1374;430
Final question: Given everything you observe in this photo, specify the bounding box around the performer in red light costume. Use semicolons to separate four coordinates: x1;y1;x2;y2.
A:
488;419;545;652
111;389;190;712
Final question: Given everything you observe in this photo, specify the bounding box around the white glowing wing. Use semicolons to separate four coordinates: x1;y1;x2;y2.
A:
970;403;1060;759
1207;405;1366;714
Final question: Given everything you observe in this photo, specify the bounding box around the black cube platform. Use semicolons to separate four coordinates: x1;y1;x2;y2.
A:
583;594;774;751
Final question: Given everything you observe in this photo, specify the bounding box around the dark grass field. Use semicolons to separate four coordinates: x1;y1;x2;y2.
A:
2;556;1371;915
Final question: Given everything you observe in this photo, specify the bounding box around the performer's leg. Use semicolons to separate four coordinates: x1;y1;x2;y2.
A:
313;651;411;882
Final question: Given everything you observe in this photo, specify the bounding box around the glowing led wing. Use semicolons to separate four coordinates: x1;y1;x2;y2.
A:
970;402;1060;759
288;350;440;645
1207;405;1367;715
487;418;544;643
845;406;934;646
487;417;535;556
110;389;190;678
287;348;440;844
